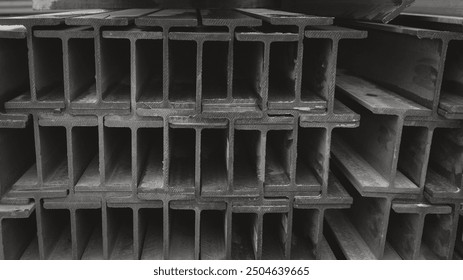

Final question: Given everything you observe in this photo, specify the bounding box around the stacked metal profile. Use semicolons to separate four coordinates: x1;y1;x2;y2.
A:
0;7;461;261
327;13;463;259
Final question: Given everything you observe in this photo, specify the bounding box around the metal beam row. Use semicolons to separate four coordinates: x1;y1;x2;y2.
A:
0;8;462;260
325;18;463;260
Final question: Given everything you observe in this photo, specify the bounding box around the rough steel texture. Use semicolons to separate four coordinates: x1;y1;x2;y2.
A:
32;0;281;10
283;0;415;23
331;21;463;199
396;13;463;33
325;19;463;260
337;22;463;119
0;10;108;112
324;165;462;260
403;0;463;18
0;9;462;261
0;9;360;260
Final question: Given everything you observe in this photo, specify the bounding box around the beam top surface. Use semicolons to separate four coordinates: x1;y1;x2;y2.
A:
344;21;463;40
200;9;262;27
283;0;415;23
305;25;368;39
0;25;26;38
237;8;333;26
65;9;158;27
0;203;35;219
135;9;198;28
336;71;433;117
403;0;463;18
402;12;463;26
0;10;107;27
392;202;452;214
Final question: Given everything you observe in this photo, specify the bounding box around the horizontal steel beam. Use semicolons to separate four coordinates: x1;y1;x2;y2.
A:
283;0;415;23
0;9;364;116
0;112;357;200
404;0;463;17
0;194;355;260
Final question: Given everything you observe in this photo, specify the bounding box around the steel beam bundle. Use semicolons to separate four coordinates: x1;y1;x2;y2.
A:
390;11;463;260
0;7;462;261
0;8;368;260
323;18;463;259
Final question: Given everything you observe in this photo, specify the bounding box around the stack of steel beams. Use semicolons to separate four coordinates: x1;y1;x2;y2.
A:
327;16;463;259
0;7;461;261
394;7;463;260
0;8;368;260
